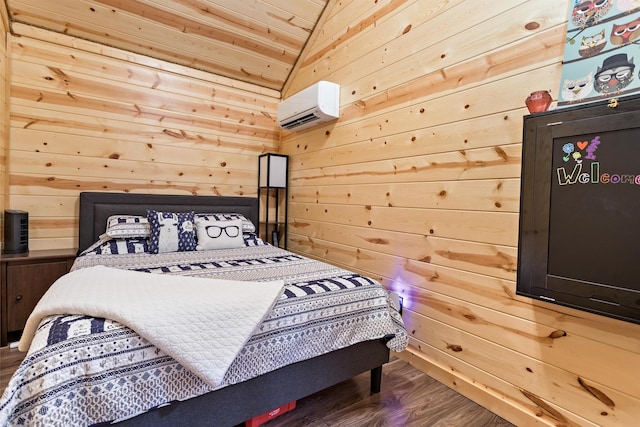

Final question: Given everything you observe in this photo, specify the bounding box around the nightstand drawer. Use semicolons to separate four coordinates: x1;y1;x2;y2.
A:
6;261;69;332
1;248;77;346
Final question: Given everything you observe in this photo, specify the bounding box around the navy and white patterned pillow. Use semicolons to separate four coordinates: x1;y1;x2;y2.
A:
105;215;150;239
243;233;267;246
146;210;196;254
80;238;149;255
194;213;256;233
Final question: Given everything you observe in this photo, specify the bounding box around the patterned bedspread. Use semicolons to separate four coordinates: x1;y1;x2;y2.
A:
0;243;407;426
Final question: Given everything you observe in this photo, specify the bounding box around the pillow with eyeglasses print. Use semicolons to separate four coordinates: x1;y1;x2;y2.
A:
194;213;256;234
195;217;245;251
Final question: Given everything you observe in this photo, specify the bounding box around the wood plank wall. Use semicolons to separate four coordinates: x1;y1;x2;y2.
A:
283;1;640;426
0;2;8;248
4;23;280;251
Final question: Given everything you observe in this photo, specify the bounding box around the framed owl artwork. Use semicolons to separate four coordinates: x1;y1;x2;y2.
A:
558;0;640;107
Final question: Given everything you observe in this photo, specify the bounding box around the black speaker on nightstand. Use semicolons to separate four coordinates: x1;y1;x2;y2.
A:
3;209;29;254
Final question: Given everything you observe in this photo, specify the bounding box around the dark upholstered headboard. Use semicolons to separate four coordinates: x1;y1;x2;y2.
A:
78;192;259;254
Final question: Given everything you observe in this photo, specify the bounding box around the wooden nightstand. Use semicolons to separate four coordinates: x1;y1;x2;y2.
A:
1;249;77;346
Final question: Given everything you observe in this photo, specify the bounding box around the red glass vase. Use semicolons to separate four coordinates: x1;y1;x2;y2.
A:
525;90;552;113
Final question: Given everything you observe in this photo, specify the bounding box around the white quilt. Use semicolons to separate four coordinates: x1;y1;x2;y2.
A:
19;265;284;388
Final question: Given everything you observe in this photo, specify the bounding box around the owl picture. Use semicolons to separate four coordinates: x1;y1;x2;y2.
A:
561;73;594;101
594;54;635;94
578;29;607;57
572;0;614;27
610;19;640;45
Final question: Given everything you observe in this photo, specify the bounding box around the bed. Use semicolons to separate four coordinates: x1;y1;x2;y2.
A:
0;192;408;427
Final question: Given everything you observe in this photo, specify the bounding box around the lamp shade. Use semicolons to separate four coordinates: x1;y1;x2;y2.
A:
259;154;288;188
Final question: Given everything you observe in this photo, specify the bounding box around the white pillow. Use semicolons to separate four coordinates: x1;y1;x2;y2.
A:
194;213;256;233
195;218;245;251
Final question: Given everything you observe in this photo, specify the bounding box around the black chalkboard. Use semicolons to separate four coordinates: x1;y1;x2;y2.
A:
548;128;640;291
517;94;640;324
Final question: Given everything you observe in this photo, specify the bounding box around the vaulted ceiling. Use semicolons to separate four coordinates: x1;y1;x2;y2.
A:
5;0;329;91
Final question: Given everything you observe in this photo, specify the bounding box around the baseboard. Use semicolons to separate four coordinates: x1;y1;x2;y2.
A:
396;348;559;427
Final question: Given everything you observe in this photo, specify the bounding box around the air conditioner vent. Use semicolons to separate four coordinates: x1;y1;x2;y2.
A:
278;81;339;131
280;112;321;130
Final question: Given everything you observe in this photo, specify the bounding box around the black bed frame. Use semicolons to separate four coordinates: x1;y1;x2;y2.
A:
77;192;391;427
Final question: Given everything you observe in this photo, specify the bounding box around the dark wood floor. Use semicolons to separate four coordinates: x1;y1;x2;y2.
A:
2;346;514;426
1;345;24;394
258;357;515;427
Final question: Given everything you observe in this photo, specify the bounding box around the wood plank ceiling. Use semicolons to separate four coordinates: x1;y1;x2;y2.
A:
4;0;328;91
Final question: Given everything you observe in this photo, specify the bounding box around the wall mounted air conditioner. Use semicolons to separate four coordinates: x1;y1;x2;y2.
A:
278;81;340;131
